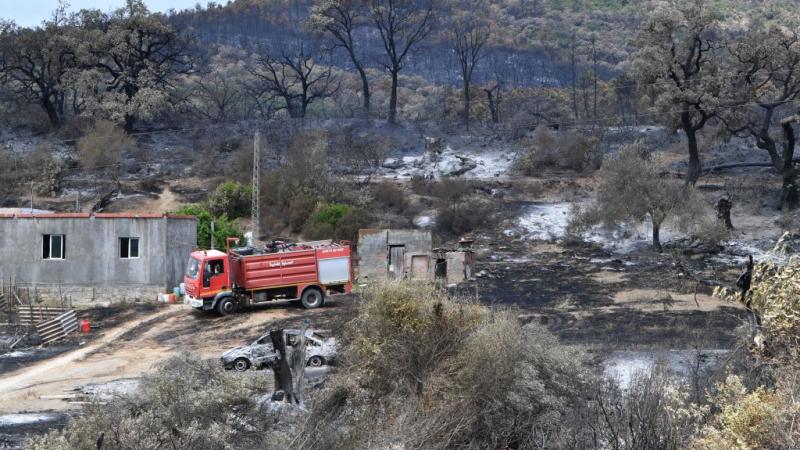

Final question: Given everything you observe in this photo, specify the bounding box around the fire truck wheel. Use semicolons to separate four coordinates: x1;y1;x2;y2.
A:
301;288;324;309
216;297;237;315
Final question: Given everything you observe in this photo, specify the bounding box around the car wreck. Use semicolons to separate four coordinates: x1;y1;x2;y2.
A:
221;329;337;372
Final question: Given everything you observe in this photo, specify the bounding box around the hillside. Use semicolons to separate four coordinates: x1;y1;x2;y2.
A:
2;0;800;448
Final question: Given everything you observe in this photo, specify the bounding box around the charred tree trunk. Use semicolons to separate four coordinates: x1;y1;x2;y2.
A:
289;324;308;407
388;70;399;124
570;36;579;121
652;222;662;252
463;81;471;130
651;212;664;252
358;64;371;116
484;85;499;124
270;329;295;403
716;197;733;230
682;112;702;185
780;120;798;210
41;97;61;128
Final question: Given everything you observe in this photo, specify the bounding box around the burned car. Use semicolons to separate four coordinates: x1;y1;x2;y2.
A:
221;329;338;372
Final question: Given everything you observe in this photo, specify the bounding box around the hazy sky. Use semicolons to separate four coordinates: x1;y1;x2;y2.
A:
1;1;202;27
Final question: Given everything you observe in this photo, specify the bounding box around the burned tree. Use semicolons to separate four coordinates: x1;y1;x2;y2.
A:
370;0;434;124
722;26;800;210
269;326;309;406
0;13;76;127
632;0;721;185
310;0;371;115
446;2;490;130
250;45;338;119
483;82;500;124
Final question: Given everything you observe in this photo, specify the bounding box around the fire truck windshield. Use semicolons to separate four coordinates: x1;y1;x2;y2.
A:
186;257;201;279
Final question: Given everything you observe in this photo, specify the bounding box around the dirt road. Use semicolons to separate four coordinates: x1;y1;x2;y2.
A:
0;302;342;413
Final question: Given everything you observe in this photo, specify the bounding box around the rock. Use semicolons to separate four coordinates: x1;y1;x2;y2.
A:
413;215;435;228
445;155;478;176
382;158;405;169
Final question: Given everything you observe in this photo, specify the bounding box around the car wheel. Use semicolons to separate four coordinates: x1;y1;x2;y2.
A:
233;358;250;372
216;297;236;315
307;355;324;367
300;288;324;309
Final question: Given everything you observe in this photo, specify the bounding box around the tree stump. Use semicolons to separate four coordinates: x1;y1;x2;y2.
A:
269;325;308;406
715;196;733;230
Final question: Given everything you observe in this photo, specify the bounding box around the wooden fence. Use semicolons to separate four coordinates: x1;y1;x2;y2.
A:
17;306;71;326
35;310;78;345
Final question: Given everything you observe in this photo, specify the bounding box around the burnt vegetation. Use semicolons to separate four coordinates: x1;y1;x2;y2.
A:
5;1;800;449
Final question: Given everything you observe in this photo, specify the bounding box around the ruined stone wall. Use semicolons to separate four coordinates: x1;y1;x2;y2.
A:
357;229;433;281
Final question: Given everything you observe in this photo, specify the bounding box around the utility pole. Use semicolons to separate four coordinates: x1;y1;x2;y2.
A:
252;131;261;243
210;221;215;250
29;182;34;212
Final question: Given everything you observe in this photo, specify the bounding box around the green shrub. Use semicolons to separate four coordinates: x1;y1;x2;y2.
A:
303;203;367;241
172;204;243;249
208;180;252;219
312;203;352;227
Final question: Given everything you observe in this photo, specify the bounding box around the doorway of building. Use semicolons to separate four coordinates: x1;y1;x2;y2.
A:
388;245;405;279
435;258;447;280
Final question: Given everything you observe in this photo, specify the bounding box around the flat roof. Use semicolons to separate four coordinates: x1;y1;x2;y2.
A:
0;212;197;220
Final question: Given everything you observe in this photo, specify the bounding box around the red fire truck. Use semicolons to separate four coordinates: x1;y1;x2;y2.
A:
184;238;353;314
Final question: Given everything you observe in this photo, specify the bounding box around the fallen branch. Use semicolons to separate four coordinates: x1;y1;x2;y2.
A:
9;335;23;349
702;158;800;175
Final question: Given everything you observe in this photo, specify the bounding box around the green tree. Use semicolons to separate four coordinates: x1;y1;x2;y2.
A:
77;0;195;131
571;143;694;251
172;204;243;250
632;0;723;185
721;20;800;209
207;181;252;219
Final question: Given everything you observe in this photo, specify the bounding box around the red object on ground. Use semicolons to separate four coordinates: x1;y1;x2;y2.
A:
80;319;91;333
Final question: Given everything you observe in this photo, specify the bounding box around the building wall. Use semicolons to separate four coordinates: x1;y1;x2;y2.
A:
0;215;196;303
357;229;433;281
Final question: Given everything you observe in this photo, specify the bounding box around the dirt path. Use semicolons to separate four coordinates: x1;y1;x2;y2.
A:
0;302;324;413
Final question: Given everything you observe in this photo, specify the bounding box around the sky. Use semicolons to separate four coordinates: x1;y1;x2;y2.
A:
1;0;202;27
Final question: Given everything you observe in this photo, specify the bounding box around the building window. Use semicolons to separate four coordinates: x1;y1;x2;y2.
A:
43;234;65;260
120;237;140;259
